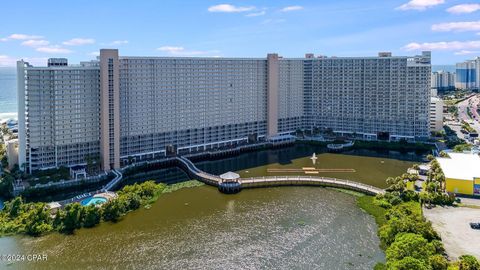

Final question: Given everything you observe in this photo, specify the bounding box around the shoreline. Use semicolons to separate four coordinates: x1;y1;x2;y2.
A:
18;142;422;202
0;180;205;238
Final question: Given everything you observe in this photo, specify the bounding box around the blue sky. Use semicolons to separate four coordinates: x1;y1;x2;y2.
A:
1;0;480;66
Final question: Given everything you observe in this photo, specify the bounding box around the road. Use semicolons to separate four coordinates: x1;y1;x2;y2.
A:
452;94;480;139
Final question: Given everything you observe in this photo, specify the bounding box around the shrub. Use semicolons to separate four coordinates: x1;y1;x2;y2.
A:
429;254;449;270
458;255;480;270
386;233;435;263
389;256;431;270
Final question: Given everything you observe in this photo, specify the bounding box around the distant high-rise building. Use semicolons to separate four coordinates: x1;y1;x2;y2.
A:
431;70;455;92
17;50;431;172
456;57;479;90
430;97;444;133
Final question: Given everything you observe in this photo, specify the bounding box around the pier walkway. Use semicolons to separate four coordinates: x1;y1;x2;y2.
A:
175;157;384;195
103;169;123;191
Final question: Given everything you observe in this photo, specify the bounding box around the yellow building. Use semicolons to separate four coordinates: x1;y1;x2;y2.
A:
437;153;480;196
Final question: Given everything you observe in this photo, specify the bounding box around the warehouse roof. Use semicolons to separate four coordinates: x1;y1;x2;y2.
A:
437;153;480;181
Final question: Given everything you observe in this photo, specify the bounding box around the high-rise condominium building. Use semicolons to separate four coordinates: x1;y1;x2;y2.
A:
429;97;444;133
456;57;479;90
17;50;431;172
431;70;455;92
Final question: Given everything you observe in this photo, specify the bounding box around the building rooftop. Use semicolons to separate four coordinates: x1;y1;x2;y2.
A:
220;171;240;180
437;153;480;181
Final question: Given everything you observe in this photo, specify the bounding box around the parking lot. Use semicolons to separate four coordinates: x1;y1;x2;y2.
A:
424;206;480;260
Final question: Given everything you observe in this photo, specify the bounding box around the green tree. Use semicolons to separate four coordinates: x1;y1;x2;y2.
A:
458;255;480;270
24;203;53;236
431;240;446;255
0;174;14;198
5;196;23;218
389;256;431;270
102;199;125;222
439;151;449;158
429;254;448;270
122;194;141;211
386;233;435;262
83;205;101;228
61;203;85;234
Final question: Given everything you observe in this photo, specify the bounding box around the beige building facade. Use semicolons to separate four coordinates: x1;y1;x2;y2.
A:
17;50;431;172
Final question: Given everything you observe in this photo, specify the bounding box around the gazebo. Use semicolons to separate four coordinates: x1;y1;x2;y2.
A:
219;171;240;183
47;202;62;213
70;165;87;180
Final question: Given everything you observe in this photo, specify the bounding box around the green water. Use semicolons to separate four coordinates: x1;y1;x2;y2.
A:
0;144;422;269
197;144;419;188
0;187;384;270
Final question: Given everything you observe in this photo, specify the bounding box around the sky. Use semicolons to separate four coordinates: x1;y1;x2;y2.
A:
1;0;480;66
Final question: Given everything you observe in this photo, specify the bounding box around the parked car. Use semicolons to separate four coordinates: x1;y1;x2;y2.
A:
470;222;480;229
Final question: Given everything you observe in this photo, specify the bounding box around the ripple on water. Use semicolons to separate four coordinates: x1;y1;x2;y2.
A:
2;187;384;270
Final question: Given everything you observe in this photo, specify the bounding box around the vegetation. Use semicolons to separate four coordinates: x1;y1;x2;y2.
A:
31;166;70;184
361;160;480;270
0;179;207;237
352;140;434;153
0;181;164;236
162;180;204;193
0;141;21;199
420;159;455;207
453;144;472;153
458;255;480;270
0;173;14;199
356;195;387;226
443;125;467;149
461;121;476;134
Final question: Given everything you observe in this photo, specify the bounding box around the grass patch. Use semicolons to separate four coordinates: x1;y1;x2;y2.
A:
356;195;387;227
162;180;204;194
327;187;364;197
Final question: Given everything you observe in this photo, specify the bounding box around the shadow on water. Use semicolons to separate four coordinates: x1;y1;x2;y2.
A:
20;143;425;202
195;143;424;176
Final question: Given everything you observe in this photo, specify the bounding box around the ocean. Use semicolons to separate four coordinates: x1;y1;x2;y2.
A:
432;65;456;73
0;67;17;122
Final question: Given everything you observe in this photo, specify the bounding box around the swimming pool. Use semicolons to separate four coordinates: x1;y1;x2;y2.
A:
81;197;108;206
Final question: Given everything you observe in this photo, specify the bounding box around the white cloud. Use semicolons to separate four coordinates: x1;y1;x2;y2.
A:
157;46;185;53
0;55;15;66
62;38;95;46
88;51;100;57
397;0;444;11
432;21;480;32
0;33;43;42
454;50;480;55
281;5;304;12
21;39;50;47
403;40;480;51
36;46;72;54
246;11;266;17
157;46;220;56
0;55;47;67
261;18;286;25
110;40;129;45
447;4;480;14
208;4;255;13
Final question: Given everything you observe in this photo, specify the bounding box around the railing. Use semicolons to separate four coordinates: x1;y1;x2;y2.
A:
240;175;384;195
176;157;222;184
175;156;384;195
30;172;109;190
103;169;123;191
